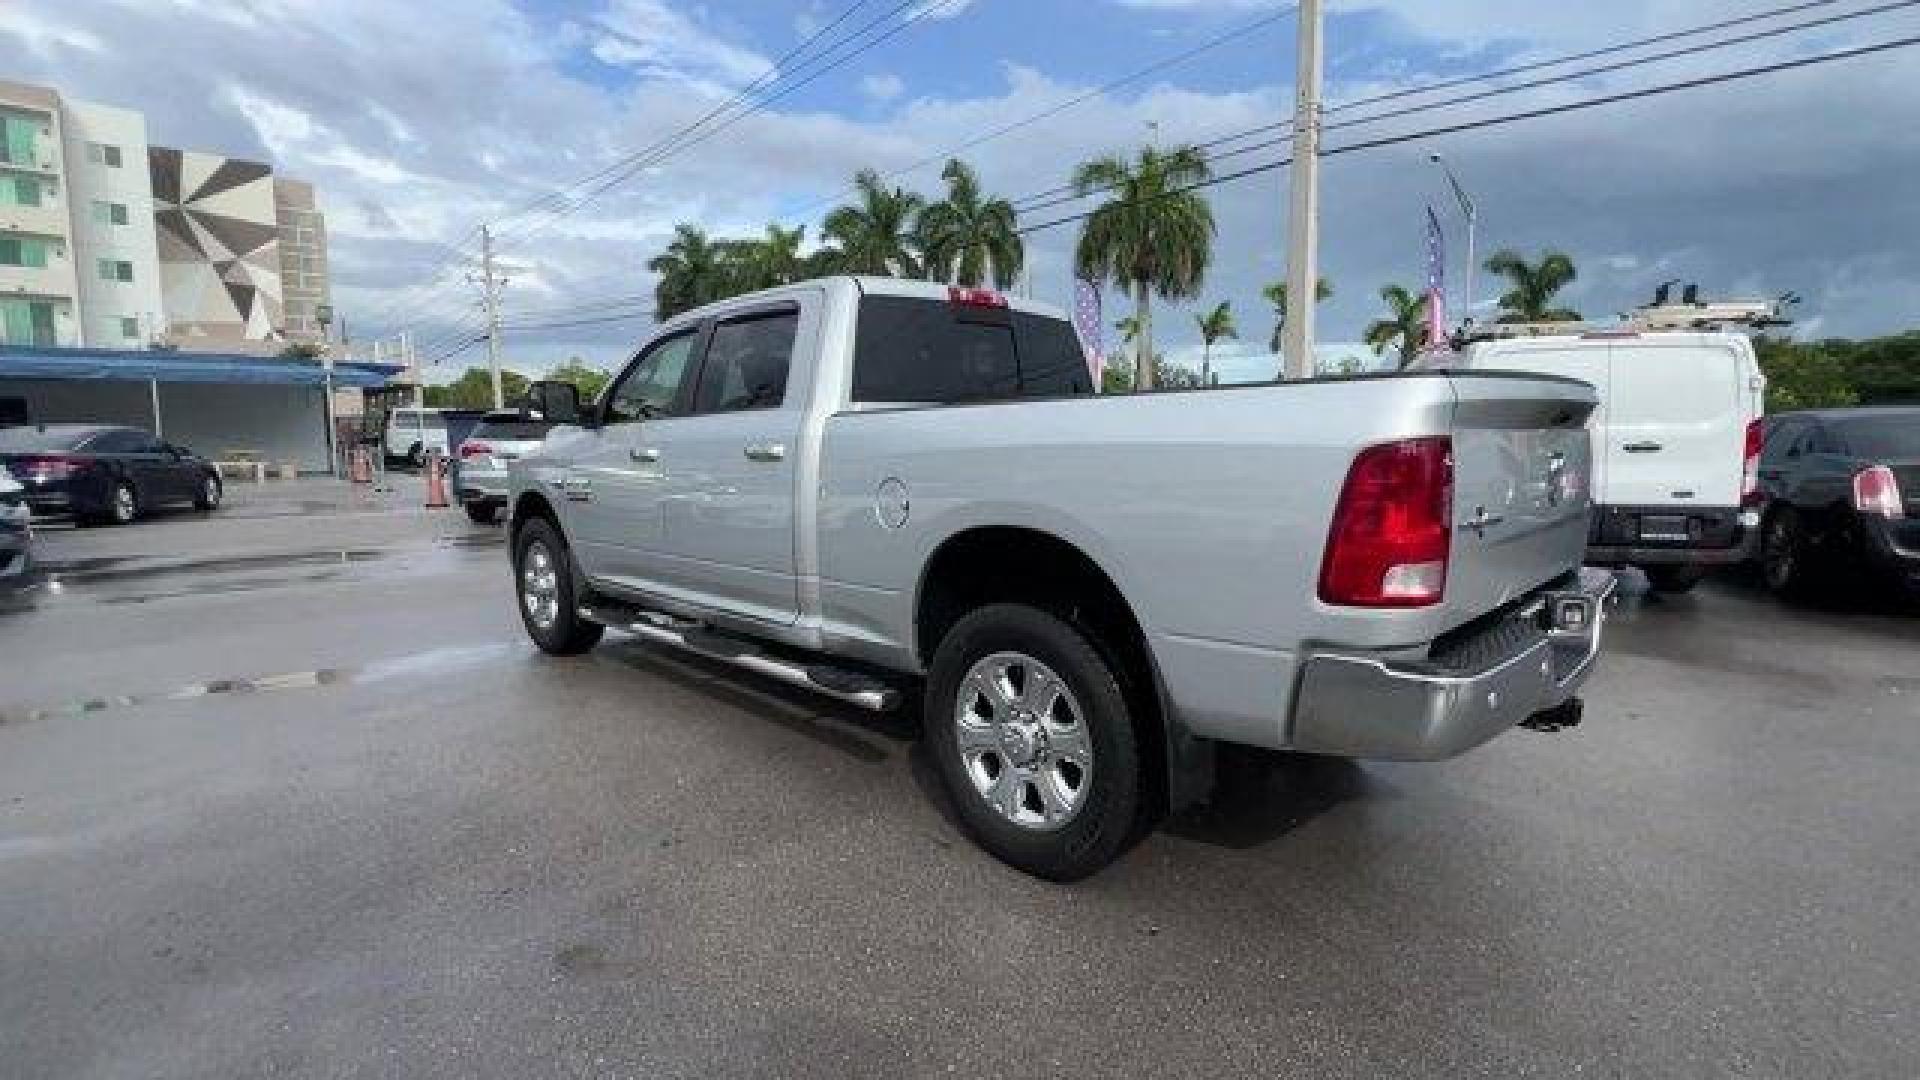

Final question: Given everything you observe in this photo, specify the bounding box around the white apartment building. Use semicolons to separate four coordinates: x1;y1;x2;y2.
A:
61;97;164;348
0;78;82;348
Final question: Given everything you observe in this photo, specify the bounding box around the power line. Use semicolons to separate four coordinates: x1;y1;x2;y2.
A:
504;294;654;320
498;309;658;333
1014;31;1920;236
1008;0;1900;215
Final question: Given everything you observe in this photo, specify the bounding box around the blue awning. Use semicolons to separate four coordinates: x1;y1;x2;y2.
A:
0;345;403;389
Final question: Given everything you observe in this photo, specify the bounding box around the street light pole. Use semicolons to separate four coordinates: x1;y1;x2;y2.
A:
480;223;505;410
1429;153;1477;325
1281;0;1324;380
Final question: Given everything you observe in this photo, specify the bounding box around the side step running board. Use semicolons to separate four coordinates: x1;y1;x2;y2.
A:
580;604;900;712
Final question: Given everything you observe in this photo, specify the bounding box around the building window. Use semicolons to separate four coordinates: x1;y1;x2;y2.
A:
0;233;50;268
85;142;124;168
89;199;131;226
120;316;141;339
0;113;47;168
0;175;44;207
96;258;133;282
0;298;58;347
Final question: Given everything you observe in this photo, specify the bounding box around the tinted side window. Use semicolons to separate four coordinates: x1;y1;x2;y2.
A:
472;420;551;441
86;430;144;453
693;310;797;414
1760;421;1803;468
852;297;1092;403
606;331;699;424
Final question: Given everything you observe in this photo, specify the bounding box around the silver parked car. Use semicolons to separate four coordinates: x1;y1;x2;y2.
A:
452;411;555;524
1;472;31;583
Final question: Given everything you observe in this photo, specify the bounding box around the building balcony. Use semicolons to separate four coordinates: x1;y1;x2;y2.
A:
0;155;61;178
0;263;79;300
0;202;70;239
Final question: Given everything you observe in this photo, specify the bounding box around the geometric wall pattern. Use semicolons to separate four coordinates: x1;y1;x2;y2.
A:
149;146;284;342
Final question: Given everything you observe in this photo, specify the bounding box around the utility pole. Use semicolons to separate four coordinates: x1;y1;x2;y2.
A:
1281;0;1323;381
480;223;505;410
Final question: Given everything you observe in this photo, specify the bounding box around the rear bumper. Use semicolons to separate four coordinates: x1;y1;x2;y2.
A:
455;466;510;504
1859;515;1920;590
1288;568;1616;761
1586;505;1757;565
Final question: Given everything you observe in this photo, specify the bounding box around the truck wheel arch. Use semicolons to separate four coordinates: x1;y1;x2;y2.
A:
913;526;1209;817
510;490;559;542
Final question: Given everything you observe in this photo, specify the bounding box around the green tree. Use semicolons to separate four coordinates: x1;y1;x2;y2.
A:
1484;248;1581;323
1100;364;1135;394
1072;144;1216;391
278;340;325;360
1363;284;1430;371
648;224;726;320
1195;300;1237;387
1754;337;1860;411
1262;277;1333;354
1153;355;1203;390
915;158;1024;289
546;357;611;403
425;367;530;409
823;168;924;277
720;222;807;294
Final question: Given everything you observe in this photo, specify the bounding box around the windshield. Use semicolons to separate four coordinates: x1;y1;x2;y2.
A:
0;426;90;452
1837;415;1920;459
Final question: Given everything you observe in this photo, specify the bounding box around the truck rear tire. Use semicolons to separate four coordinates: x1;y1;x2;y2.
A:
513;517;603;655
1644;564;1707;594
925;603;1141;882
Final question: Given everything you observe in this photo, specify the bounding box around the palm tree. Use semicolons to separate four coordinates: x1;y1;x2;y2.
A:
1195;301;1236;387
1262;277;1332;354
1072;144;1216;391
722;223;807;293
823;168;924;277
1363;284;1429;370
647;224;725;319
915;158;1024;289
1485;248;1581;323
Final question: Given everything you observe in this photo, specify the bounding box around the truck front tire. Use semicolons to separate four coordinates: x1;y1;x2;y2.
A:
925;603;1142;881
513;517;603;655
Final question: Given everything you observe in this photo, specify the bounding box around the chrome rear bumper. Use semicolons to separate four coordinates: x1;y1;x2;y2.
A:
1288;568;1616;761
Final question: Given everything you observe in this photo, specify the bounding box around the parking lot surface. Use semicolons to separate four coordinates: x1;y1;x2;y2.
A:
3;481;1916;1079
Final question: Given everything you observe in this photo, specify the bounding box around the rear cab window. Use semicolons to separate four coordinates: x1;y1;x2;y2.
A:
851;295;1093;404
1836;416;1920;460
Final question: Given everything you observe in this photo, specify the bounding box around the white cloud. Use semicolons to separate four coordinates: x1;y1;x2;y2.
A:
909;0;977;20
861;73;906;103
588;0;772;87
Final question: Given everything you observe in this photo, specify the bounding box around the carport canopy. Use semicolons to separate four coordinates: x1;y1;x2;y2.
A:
0;345;398;388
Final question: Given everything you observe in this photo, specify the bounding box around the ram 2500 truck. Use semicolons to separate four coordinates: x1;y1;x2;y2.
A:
508;277;1613;880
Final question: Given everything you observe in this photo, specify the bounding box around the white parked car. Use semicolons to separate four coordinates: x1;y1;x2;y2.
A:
1452;329;1765;593
1;472;31;583
383;407;451;468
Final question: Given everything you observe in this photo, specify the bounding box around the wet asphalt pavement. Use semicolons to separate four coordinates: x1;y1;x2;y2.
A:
2;479;1917;1079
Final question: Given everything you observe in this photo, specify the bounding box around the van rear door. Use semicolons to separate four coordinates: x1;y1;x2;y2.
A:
1605;337;1746;507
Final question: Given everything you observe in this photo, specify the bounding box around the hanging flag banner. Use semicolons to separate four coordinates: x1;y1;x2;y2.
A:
1424;205;1448;350
1073;278;1106;386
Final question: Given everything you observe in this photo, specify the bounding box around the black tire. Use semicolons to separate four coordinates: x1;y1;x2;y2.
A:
1644;564;1706;594
407;443;425;470
1761;508;1812;599
193;473;222;511
465;501;499;525
513;516;603;655
925;603;1142;882
104;480;138;526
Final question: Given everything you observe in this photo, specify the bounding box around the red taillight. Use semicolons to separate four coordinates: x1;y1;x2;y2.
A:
1853;465;1904;519
948;286;1008;309
20;455;78;479
459;441;493;459
1741;418;1763;506
1319;437;1454;608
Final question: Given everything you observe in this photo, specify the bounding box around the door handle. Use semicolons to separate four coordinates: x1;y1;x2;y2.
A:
1622;442;1663;453
743;441;786;462
560;476;592;502
630;446;660;462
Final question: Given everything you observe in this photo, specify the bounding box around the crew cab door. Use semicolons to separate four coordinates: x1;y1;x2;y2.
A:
649;298;810;627
564;327;703;584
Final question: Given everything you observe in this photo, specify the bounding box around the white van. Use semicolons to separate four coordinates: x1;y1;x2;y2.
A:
383;407;451;467
1455;331;1765;592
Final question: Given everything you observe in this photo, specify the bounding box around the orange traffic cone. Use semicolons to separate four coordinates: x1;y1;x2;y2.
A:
424;450;450;508
349;445;371;484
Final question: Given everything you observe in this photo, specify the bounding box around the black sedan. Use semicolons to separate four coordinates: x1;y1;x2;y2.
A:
0;424;223;526
1753;407;1919;597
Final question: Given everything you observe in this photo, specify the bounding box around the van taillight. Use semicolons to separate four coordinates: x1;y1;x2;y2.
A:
459;441;493;459
1853;465;1904;519
1741;418;1763;505
1319;437;1453;608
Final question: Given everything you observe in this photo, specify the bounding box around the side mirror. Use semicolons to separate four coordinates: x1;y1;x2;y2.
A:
526;380;585;426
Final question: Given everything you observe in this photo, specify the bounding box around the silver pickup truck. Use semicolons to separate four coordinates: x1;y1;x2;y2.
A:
508;276;1613;879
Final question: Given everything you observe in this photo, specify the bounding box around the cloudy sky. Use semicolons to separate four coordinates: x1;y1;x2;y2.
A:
8;0;1919;383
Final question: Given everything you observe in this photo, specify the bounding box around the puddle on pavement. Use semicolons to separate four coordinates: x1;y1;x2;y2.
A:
36;549;390;584
0;641;518;727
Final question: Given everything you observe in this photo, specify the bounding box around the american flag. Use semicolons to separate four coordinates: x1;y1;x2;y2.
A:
1424;205;1447;350
1073;278;1105;385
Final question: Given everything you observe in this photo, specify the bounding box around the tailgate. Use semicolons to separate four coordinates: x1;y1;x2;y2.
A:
1445;374;1597;617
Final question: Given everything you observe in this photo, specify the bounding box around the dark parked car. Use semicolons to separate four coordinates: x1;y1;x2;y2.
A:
1754;407;1919;597
0;424;223;526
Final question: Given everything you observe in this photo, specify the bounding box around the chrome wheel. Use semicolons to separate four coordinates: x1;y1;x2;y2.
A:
112;484;136;523
1763;515;1798;593
520;540;560;629
954;651;1092;832
203;477;221;508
